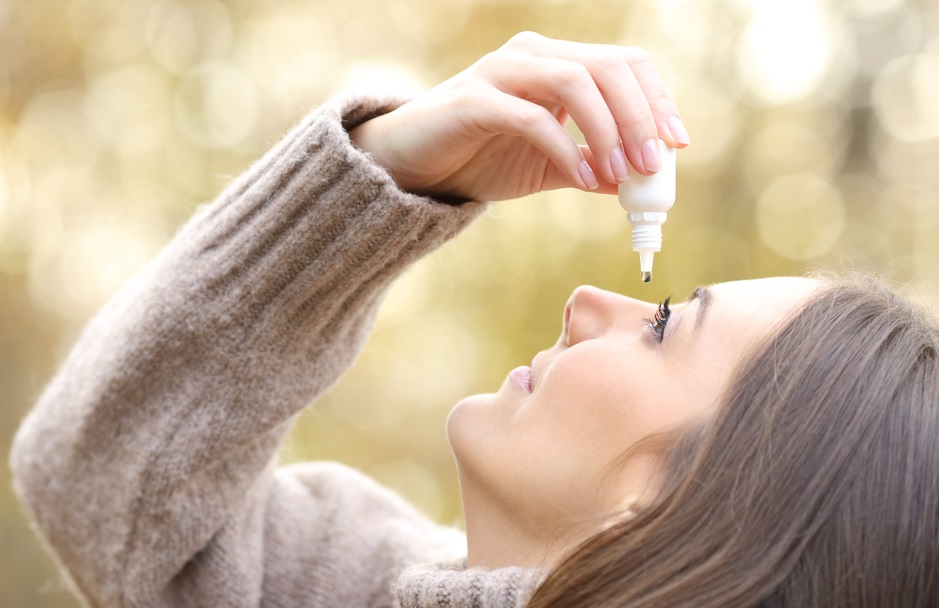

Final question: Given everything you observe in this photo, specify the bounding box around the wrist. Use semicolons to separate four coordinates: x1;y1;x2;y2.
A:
350;115;399;174
348;116;381;156
349;113;430;195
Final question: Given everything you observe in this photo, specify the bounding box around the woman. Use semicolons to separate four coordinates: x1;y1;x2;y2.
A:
10;32;938;607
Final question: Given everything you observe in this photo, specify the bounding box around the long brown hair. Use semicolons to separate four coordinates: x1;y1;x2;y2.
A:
529;274;939;607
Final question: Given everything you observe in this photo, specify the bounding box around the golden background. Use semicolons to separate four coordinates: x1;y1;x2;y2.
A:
2;0;938;604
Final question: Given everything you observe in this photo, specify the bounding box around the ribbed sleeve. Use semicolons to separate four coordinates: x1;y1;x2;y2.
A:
10;94;484;607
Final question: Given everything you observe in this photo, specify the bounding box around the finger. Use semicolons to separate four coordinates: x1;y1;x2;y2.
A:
505;33;688;174
621;47;690;149
483;54;626;185
541;145;617;195
589;47;664;175
467;89;600;191
528;40;660;174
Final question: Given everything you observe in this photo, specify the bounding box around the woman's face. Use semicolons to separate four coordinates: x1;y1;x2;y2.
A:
447;277;819;566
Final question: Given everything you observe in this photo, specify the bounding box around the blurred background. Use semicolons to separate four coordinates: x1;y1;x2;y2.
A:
1;0;937;604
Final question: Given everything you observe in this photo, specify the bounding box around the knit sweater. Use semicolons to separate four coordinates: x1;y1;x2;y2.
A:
10;94;545;608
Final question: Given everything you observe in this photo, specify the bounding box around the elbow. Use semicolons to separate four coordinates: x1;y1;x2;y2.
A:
9;406;126;608
9;408;55;523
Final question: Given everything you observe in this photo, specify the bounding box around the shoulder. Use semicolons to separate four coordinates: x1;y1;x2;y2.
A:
273;460;466;559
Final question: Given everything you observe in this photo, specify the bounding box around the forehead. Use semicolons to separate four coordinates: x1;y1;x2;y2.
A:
704;277;820;344
711;277;820;304
712;277;820;303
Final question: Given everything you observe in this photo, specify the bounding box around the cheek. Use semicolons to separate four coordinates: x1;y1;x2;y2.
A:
674;341;741;418
524;349;661;455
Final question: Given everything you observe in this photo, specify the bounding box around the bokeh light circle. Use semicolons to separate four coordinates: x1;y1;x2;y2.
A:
146;0;233;73
756;173;846;260
872;53;939;143
735;0;836;104
173;62;259;149
87;64;171;154
848;0;905;19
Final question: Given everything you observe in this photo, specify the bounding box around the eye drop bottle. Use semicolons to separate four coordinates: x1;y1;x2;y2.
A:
617;140;677;283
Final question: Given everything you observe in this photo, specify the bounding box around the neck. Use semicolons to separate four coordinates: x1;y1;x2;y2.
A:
456;466;651;571
458;474;586;570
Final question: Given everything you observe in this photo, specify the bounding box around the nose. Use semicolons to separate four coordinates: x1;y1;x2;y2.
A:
562;285;653;346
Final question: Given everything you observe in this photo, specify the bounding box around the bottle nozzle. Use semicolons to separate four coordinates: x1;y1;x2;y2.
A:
617;139;676;284
638;250;655;283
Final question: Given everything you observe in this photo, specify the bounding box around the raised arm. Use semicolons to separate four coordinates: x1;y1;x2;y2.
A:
10;34;686;608
10;92;485;606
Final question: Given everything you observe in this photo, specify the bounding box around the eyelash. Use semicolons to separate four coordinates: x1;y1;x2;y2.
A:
645;296;672;343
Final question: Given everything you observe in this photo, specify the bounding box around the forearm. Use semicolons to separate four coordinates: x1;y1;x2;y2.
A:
10;93;485;607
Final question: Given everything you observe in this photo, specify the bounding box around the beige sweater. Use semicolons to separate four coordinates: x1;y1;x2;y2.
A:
11;95;544;608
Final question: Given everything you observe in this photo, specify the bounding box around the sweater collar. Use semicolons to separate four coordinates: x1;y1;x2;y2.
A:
393;559;546;608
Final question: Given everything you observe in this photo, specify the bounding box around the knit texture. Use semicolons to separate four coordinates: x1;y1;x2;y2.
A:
394;560;547;608
10;93;542;607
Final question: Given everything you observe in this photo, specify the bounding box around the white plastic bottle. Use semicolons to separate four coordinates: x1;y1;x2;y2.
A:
617;139;676;283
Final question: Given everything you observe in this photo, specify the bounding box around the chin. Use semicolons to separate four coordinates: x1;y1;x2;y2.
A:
446;393;486;440
446;392;498;463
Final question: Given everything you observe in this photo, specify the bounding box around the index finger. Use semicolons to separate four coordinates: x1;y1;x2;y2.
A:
505;34;689;175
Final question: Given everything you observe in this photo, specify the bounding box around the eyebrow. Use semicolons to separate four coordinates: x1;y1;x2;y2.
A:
689;286;713;331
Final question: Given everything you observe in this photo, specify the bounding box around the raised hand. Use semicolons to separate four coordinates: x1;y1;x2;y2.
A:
349;32;689;202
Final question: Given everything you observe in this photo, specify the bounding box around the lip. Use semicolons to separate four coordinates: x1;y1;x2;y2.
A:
509;366;533;393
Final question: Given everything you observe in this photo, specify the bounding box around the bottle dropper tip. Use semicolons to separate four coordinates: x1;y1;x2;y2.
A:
641;271;653;283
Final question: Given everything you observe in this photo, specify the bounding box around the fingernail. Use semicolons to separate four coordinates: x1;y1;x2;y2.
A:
578;160;600;190
641;138;662;173
668;115;691;146
609;146;630;183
